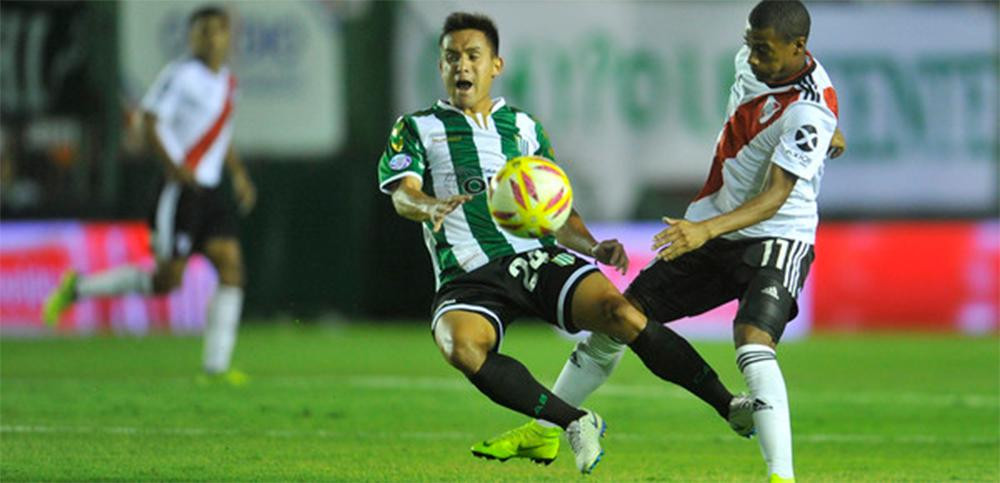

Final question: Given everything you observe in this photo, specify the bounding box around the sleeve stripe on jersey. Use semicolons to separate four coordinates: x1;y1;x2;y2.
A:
798;75;819;102
378;171;423;195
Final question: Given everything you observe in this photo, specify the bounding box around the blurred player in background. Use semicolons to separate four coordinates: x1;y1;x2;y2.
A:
378;12;753;475
476;2;843;481
43;6;255;384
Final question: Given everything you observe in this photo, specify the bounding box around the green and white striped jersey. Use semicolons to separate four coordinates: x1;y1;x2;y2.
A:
378;98;559;289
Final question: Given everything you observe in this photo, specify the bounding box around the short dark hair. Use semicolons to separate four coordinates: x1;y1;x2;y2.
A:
749;0;811;42
439;12;499;55
189;5;228;28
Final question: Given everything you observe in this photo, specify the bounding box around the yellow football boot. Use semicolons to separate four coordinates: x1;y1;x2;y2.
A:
471;420;561;465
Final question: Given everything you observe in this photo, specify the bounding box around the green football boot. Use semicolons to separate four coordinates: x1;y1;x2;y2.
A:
196;369;250;387
42;270;78;327
769;473;795;483
471;420;561;465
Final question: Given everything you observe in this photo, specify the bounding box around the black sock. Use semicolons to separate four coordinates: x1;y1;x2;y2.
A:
628;322;733;418
468;352;586;429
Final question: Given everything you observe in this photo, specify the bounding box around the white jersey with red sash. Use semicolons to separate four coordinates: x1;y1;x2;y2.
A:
685;46;839;245
141;57;237;189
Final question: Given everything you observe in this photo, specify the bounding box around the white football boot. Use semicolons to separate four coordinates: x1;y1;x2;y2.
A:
565;409;606;474
728;393;757;438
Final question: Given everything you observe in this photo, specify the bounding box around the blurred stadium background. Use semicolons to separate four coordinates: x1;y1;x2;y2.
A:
1;0;997;480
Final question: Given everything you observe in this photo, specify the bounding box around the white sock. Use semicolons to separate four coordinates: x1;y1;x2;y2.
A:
736;344;794;480
537;331;626;428
76;266;152;298
203;285;243;374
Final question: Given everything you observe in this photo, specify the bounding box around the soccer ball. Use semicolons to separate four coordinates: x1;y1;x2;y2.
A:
488;156;573;238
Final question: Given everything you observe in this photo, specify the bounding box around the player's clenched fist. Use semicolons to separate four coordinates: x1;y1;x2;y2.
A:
590;239;629;275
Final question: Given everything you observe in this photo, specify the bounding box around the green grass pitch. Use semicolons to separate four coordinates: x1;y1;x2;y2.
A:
2;322;997;481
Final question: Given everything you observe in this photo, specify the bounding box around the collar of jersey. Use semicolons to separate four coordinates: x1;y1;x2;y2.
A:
763;51;817;88
436;97;507;115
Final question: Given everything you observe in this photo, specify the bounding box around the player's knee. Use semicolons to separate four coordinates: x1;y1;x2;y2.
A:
217;263;244;287
434;326;493;375
151;270;182;294
734;274;792;346
597;294;645;341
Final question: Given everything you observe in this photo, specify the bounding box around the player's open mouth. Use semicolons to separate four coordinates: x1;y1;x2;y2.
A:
456;80;473;91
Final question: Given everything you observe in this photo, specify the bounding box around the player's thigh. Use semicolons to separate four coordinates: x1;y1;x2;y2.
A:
432;309;499;374
625;242;736;323
202;237;244;286
197;187;240;253
519;247;601;333
149;182;201;260
569;271;646;343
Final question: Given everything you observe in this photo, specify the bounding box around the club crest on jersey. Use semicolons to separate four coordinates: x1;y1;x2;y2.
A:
759;96;781;124
388;154;412;171
794;125;819;152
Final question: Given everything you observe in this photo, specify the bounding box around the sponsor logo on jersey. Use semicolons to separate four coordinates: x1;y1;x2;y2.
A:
794;124;819;152
783;145;811;164
388;154;412;171
461;177;487;195
552;253;576;267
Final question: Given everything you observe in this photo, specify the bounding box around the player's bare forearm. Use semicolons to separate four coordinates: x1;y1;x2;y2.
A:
556;209;629;274
555;210;598;255
225;145;257;214
700;164;797;239
654;163;797;261
390;176;471;231
224;145;249;179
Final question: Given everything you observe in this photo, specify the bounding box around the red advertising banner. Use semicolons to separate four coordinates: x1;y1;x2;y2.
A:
2;220;995;335
811;222;998;333
0;221;216;333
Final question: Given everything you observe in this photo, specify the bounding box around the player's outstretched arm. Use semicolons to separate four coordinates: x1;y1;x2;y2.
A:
556;210;628;274
389;176;472;232
653;163;797;261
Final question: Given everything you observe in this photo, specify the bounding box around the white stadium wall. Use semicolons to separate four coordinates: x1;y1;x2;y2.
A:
119;0;348;158
394;1;998;220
